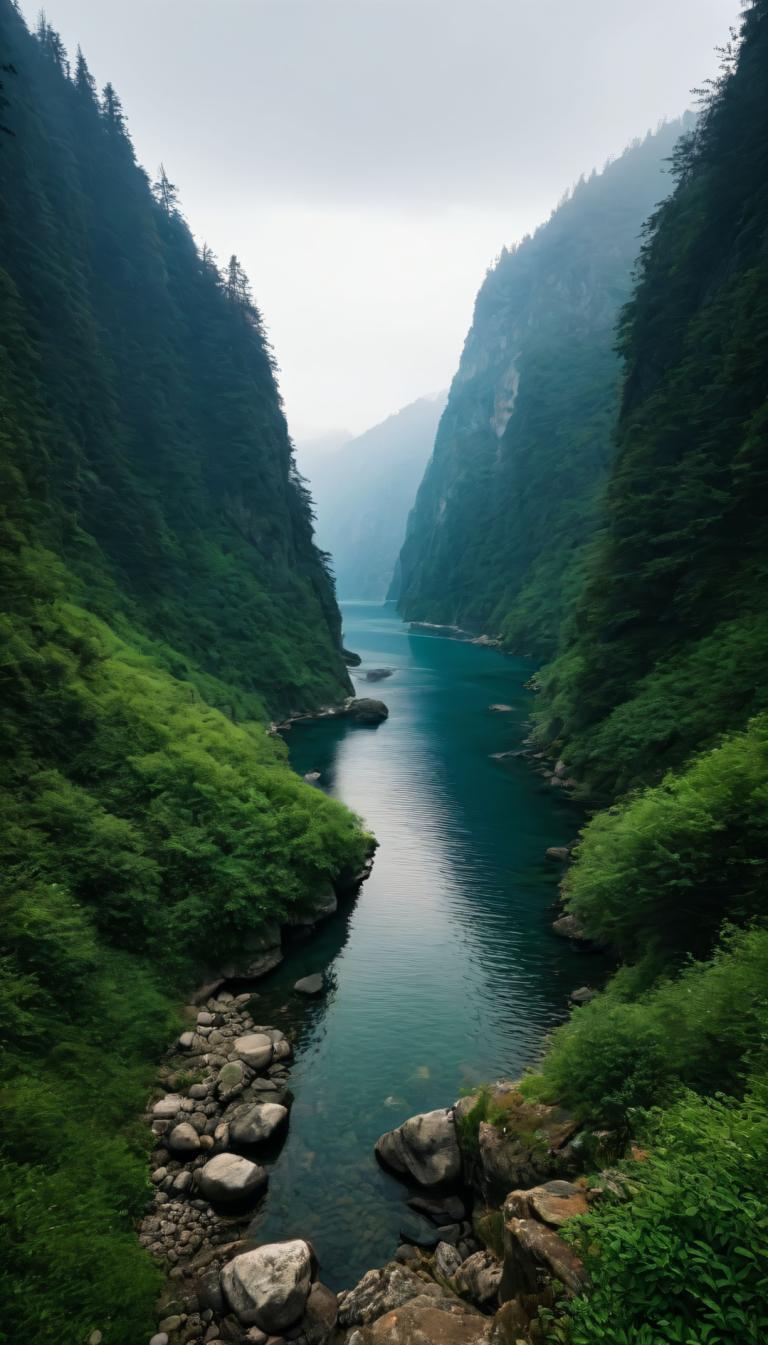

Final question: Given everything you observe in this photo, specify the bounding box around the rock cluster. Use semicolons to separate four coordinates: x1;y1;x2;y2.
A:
140;991;293;1286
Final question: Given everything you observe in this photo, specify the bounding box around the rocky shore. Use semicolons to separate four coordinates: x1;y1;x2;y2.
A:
139;1028;624;1345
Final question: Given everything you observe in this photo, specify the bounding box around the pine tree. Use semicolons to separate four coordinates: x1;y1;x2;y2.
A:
225;253;253;308
73;45;97;104
152;162;180;215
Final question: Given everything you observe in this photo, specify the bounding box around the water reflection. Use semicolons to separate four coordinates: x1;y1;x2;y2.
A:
248;604;592;1288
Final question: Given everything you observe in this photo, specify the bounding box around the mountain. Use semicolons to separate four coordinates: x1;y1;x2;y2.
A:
535;13;768;798
298;394;446;601
523;9;768;1339
0;6;367;1339
395;119;690;656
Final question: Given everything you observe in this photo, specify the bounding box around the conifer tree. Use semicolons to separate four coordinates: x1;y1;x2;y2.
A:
73;45;97;103
152;162;180;215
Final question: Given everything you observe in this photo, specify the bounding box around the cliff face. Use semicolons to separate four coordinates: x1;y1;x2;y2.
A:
396;119;689;656
300;394;446;601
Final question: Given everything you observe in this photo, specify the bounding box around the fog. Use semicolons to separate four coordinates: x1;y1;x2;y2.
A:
20;0;742;435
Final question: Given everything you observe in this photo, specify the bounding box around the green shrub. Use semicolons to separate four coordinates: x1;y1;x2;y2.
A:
524;926;768;1125
544;1085;768;1345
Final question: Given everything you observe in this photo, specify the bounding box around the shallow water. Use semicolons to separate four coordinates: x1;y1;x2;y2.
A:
249;602;591;1288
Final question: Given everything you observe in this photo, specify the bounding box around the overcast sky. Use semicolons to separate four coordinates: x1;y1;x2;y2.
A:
21;0;741;438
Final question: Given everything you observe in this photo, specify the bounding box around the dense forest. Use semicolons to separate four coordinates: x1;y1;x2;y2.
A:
0;3;368;1338
395;119;689;657
518;4;768;1341
299;393;446;601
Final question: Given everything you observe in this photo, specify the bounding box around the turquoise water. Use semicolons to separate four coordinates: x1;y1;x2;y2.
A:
249;602;592;1288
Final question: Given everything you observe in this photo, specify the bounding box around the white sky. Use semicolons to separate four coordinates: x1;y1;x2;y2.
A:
20;0;742;436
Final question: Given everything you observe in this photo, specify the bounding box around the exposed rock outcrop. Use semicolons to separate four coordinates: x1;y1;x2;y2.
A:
376;1109;462;1188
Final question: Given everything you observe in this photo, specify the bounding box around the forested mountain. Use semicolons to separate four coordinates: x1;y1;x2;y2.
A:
396;119;689;655
521;7;768;1340
535;12;768;798
0;4;367;1338
298;394;446;600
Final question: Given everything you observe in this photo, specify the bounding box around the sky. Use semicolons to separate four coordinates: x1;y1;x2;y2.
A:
20;0;742;439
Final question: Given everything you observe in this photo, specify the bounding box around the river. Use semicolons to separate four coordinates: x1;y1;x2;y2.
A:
248;601;591;1289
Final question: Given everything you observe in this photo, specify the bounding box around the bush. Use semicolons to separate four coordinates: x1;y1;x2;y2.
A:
524;926;768;1125
544;1085;768;1345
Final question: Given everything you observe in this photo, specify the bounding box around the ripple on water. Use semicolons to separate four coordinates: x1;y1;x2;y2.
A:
249;602;597;1289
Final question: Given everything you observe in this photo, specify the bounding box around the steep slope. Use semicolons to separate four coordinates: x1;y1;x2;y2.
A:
0;7;367;1340
535;4;768;798
299;394;446;600
396;119;689;656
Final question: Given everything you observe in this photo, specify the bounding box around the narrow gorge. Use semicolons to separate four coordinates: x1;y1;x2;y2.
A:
2;3;767;1345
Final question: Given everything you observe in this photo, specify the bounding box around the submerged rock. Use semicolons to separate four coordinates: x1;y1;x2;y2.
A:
376;1108;462;1188
364;667;394;681
294;973;324;997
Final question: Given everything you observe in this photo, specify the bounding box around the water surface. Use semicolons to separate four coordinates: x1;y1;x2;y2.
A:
250;603;589;1286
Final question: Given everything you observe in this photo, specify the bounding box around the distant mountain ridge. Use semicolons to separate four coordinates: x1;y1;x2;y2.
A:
299;393;447;600
395;118;691;655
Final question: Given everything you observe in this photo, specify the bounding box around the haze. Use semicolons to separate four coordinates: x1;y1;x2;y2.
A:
20;0;741;437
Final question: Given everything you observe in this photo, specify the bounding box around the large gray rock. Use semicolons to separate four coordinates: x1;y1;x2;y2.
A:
220;1240;313;1330
234;1033;274;1070
376;1109;461;1188
338;1263;440;1327
435;1242;463;1279
452;1251;503;1309
197;1153;268;1204
168;1122;201;1155
229;1101;289;1146
346;697;389;725
152;1094;183;1119
355;1296;488;1345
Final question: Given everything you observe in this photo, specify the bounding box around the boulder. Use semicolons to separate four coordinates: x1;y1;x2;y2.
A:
488;704;513;713
152;1094;183;1119
346;698;389;725
551;913;586;941
168;1122;201;1156
338;1263;439;1328
295;1282;338;1345
452;1252;502;1309
545;847;570;863
360;1297;488;1345
217;1060;246;1098
408;1195;467;1225
569;987;596;1006
435;1242;463;1279
294;974;324;997
455;1085;578;1205
500;1217;588;1300
221;1241;313;1331
376;1109;461;1189
234;1033;274;1070
504;1180;588;1228
197;1153;268;1204
229;1101;289;1146
365;668;394;681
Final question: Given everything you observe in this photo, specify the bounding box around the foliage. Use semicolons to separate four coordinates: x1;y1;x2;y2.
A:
543;1086;768;1345
396;120;688;655
535;0;768;795
561;716;768;963
525;926;768;1126
456;1085;512;1153
0;5;369;1339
